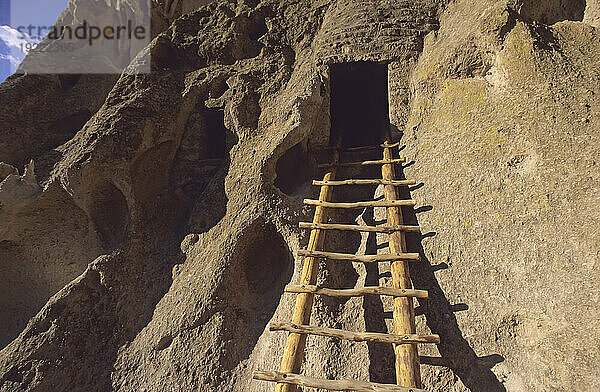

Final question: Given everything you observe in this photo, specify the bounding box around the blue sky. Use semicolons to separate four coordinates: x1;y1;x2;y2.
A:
0;0;9;25
10;0;68;31
0;0;68;82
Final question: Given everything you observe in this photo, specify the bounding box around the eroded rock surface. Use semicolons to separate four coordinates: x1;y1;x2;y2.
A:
0;0;598;391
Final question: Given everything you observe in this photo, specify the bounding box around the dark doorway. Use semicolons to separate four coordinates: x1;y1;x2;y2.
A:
330;62;390;147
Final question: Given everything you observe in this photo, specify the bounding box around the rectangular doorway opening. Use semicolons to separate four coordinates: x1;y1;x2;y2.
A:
329;62;390;148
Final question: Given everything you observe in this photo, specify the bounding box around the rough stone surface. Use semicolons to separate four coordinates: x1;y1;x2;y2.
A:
585;0;600;26
0;0;598;391
405;1;600;390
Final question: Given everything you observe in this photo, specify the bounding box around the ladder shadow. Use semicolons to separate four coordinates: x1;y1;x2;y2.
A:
396;176;507;391
318;164;397;383
314;145;505;390
362;223;396;384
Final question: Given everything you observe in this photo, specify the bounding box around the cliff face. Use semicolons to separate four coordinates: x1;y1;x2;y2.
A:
405;1;600;391
0;1;598;391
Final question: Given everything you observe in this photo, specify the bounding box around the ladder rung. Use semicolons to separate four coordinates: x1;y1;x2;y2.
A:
299;222;421;233
304;199;416;208
298;249;421;262
323;141;401;151
269;322;440;345
381;141;401;148
318;158;405;169
253;370;425;392
285;284;429;298
313;179;417;186
324;145;379;152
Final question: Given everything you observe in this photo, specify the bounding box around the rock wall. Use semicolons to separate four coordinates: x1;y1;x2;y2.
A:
405;0;600;390
0;0;598;391
585;0;600;26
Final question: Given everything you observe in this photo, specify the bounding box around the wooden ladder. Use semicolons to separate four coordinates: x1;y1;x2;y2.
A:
253;139;438;392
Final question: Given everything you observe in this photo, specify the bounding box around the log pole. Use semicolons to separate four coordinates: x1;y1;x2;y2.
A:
381;140;422;388
275;143;340;392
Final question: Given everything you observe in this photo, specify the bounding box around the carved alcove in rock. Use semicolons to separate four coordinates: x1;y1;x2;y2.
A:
329;62;390;147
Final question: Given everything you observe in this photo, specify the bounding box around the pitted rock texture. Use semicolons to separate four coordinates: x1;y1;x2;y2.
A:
584;0;600;26
0;0;599;391
405;1;600;390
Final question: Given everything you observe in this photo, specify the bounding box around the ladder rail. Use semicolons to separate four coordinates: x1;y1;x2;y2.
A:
382;141;422;388
275;141;341;392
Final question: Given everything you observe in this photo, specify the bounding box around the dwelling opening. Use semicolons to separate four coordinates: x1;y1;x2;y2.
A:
329;62;390;147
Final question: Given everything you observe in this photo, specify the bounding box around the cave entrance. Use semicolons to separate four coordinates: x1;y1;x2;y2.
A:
330;62;390;147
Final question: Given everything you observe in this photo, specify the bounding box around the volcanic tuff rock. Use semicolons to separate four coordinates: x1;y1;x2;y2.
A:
0;0;599;391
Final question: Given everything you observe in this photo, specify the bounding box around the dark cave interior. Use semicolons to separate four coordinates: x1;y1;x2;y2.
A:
329;62;390;148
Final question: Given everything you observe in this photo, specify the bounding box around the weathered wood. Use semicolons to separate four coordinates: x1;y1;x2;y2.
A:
382;139;422;388
313;179;416;186
322;141;401;151
276;142;340;392
254;371;426;392
269;322;440;345
318;158;405;169
297;249;420;262
333;145;382;152
299;222;421;233
304;199;416;208
284;284;429;299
